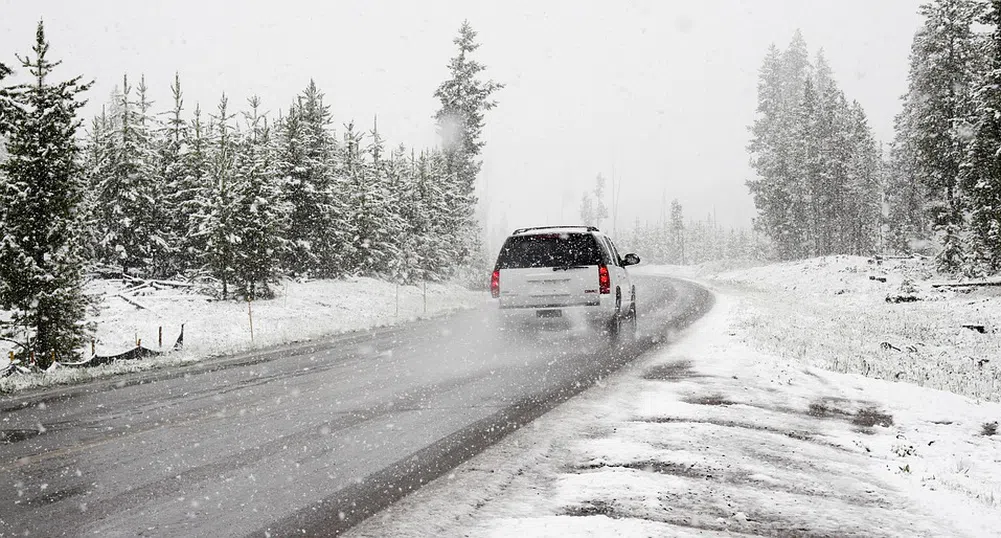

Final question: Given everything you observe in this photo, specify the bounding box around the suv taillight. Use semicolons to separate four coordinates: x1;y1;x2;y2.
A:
491;269;500;298
598;265;610;294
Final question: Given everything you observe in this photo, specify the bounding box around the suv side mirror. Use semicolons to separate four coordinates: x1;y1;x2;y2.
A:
623;253;641;267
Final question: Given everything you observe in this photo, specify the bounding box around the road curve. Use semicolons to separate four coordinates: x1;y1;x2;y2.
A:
0;275;712;537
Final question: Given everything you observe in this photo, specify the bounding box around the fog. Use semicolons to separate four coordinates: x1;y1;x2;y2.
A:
1;0;922;244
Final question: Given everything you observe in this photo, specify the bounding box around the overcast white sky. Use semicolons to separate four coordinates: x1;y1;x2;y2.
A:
0;0;924;242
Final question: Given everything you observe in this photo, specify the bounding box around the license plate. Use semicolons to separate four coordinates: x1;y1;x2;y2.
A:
537;309;562;318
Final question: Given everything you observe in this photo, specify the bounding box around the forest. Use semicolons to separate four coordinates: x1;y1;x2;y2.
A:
748;0;1001;277
0;21;500;362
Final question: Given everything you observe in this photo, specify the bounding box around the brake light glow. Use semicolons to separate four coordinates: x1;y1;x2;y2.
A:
491;269;500;298
598;265;610;294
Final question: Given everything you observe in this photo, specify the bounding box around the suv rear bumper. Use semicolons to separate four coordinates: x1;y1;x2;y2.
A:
495;298;618;330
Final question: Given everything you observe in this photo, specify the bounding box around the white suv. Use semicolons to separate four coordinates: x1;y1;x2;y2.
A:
490;226;640;338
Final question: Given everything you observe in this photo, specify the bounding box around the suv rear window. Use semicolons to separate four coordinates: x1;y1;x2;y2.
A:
495;233;604;269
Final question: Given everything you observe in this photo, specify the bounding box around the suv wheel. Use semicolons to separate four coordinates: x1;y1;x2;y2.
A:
625;301;638;338
607;310;622;340
606;288;622;340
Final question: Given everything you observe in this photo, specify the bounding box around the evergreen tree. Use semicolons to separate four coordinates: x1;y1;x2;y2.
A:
345;120;402;276
749;31;885;261
965;0;1001;273
194;94;238;298
342;121;373;273
780;31;814;258
747;43;801;259
80;107;111;262
790;75;819;257
180;103;210;271
95;74;163;275
385;145;420;283
159;73;193;274
135;74;172;277
278;80;343;276
433;21;503;266
0;21;91;365
886;102;927;253
843;103;883;255
230;96;286;298
902;0;984;271
812;60;852;255
412;149;452;279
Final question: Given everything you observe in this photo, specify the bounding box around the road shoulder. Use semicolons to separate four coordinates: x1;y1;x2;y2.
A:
347;290;1001;538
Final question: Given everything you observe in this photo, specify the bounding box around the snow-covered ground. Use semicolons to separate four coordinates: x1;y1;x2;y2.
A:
0;277;485;394
348;260;1001;537
691;255;1001;403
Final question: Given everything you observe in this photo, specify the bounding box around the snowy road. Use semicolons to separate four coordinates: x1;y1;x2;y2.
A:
0;275;712;537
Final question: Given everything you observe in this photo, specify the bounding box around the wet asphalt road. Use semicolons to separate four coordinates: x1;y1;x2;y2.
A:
0;275;712;537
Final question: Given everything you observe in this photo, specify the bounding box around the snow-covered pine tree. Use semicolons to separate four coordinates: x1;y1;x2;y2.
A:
414;149;453;279
79;107;111;263
811;51;852;255
886;101;927;253
901;0;984;271
965;0;1001;274
342;120;375;274
778;31;814;259
180;103;210;272
750;32;886;261
95;74;163;276
434;21;503;196
402;150;434;282
275;102;306;274
435;146;482;279
194;94;239;298
747;42;802;260
0;21;92;365
278;81;343;277
433;21;502;268
135;75;172;277
789;75;818;257
386;145;421;284
158;73;193;275
347;119;402;277
275;102;307;274
230;96;286;298
843;102;883;256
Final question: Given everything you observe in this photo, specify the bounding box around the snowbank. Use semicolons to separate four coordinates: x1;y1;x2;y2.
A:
1;277;486;394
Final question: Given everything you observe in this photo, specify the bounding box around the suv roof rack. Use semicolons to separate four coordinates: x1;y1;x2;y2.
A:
512;225;600;235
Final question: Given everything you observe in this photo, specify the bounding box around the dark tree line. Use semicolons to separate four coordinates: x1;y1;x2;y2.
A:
887;0;1001;275
0;20;500;365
